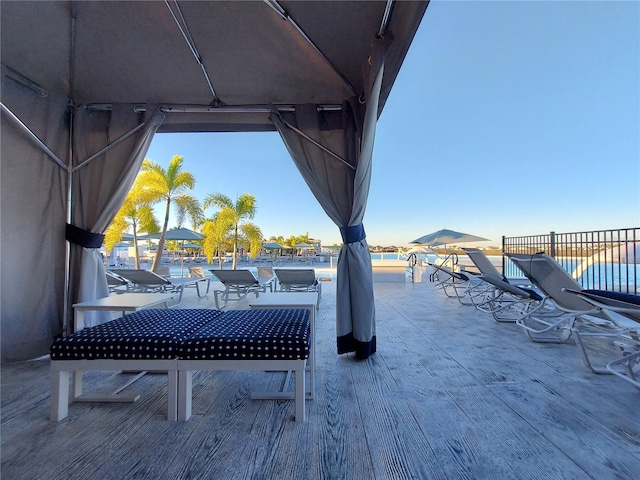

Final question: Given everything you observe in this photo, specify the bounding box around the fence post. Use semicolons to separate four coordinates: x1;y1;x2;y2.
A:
550;231;556;258
502;235;506;274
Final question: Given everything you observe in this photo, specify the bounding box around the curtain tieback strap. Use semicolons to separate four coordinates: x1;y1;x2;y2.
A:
65;224;104;249
340;224;366;244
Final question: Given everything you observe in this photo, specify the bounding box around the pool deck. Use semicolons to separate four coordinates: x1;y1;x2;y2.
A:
2;279;639;479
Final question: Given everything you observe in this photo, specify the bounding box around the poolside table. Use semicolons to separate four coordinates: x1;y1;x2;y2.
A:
73;292;175;331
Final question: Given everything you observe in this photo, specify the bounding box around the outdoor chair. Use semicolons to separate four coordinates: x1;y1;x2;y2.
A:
106;270;130;294
505;253;613;343
111;269;207;304
257;266;277;290
187;266;212;296
209;269;274;309
273;268;321;309
429;263;488;306
471;274;545;323
155;266;172;277
562;288;640;386
462;248;530;285
460;248;542;321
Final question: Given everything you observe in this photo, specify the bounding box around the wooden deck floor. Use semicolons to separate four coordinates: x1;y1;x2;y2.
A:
2;280;639;479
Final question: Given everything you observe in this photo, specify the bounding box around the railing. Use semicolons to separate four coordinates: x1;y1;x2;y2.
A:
502;227;639;294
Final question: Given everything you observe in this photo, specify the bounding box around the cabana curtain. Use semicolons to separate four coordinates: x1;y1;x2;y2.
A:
271;36;391;359
0;71;69;362
68;107;164;331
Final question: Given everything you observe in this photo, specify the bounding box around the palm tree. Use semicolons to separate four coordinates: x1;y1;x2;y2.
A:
178;196;205;231
138;155;197;272
203;193;263;269
105;179;159;269
201;214;234;268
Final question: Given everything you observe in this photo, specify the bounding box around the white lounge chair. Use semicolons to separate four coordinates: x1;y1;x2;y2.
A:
187;266;212;296
256;266;277;290
459;248;543;321
462;248;529;285
106;270;130;294
273;268;321;309
505;253;606;343
563;288;640;385
209;269;274;309
429;263;488;305
472;274;545;323
111;269;208;304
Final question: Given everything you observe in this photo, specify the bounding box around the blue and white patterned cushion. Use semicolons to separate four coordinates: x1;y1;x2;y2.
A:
50;309;224;360
179;309;310;360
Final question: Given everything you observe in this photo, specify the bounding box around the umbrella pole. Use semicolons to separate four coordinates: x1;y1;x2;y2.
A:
181;241;185;277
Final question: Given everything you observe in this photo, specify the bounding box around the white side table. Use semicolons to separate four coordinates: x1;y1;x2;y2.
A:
69;292;175;403
249;292;318;399
73;292;175;331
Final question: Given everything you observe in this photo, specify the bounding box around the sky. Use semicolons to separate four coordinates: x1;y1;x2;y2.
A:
144;0;640;249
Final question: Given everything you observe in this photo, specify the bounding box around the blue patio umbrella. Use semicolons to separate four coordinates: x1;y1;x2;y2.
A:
143;228;204;275
144;228;203;241
410;229;489;247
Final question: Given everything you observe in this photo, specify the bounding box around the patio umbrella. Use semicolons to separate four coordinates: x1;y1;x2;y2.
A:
411;229;490;260
262;242;284;250
145;228;204;275
410;229;489;247
404;246;434;255
145;227;204;241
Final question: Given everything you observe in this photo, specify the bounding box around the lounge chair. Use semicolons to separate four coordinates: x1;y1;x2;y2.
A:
111;269;208;304
209;269;274;309
462;248;529;285
459;248;542;321
429;263;488;305
155;266;172;277
187;266;212;296
563;289;640;385
472;274;545;323
257;266;277;290
505;253;610;343
106;270;130;294
274;268;322;309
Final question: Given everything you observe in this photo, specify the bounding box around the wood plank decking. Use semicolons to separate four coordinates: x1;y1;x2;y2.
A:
2;279;639;479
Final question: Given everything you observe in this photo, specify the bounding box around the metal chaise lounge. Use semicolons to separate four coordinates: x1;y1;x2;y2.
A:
462;247;530;285
472;274;545;323
505;253;611;343
429;263;488;306
111;269;208;304
461;248;543;322
209;269;274;309
563;288;640;386
106;270;130;294
273;268;321;309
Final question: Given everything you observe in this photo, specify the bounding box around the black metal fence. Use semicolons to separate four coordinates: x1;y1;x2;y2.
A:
502;227;639;294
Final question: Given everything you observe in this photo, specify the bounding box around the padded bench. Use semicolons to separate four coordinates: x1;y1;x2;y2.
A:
50;308;311;422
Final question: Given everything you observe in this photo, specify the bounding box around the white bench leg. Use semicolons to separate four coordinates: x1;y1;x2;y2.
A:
295;367;305;422
72;370;83;398
167;370;178;421
178;370;192;421
51;370;70;421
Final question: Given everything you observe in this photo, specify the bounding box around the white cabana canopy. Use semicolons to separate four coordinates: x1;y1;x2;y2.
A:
0;0;428;363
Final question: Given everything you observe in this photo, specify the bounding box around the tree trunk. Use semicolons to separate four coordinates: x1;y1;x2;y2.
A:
232;224;238;270
151;198;171;272
132;220;140;269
